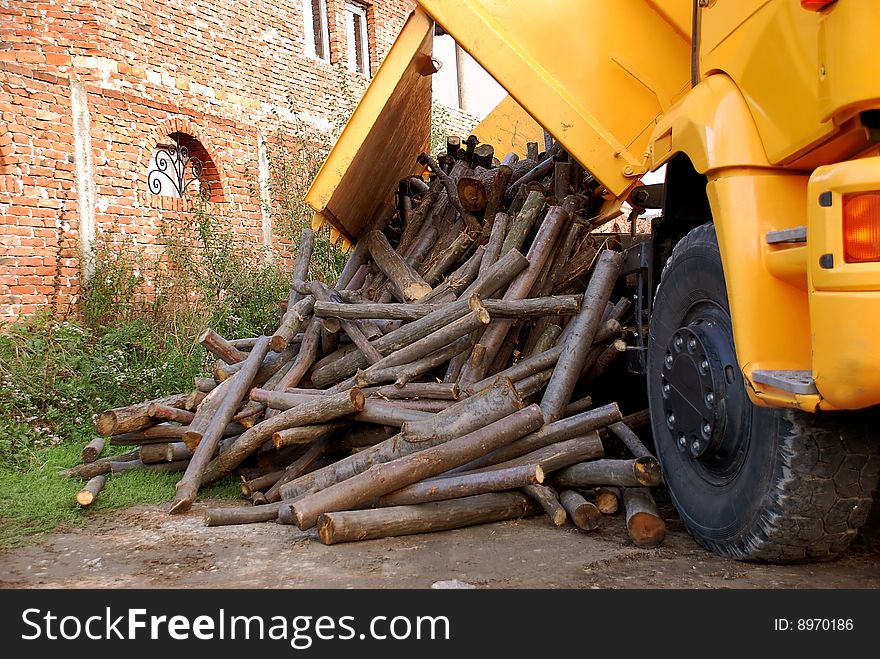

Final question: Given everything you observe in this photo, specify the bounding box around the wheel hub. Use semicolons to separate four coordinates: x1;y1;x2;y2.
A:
660;320;747;478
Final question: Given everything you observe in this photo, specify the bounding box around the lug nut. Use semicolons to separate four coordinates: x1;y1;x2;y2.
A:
678;434;686;447
665;353;673;368
667;413;676;427
688;338;697;351
700;359;709;372
663;383;671;395
674;336;683;349
705;391;715;404
703;422;711;436
692;440;701;453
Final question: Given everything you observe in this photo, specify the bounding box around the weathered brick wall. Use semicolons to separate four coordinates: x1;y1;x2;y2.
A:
0;0;415;320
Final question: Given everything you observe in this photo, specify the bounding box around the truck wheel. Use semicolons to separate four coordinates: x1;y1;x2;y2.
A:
647;223;880;562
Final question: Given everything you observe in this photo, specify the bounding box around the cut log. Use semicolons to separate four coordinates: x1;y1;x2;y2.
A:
199;388;365;484
80;437;105;463
467;345;563;395
265;437;333;503
540;249;624;421
278;380;522;502
420;231;475;287
170;335;272;514
273;318;321;393
95;393;189;436
253;389;433;428
316;492;540;545
398;179;443;257
110;459;190;475
460;206;568;385
609;421;653;460
354;311;487;387
286;227;315;309
595;486;621;515
580;339;627;387
75;475;106;507
525;324;561;359
623;487;666;548
400;378;522;443
364;229;432;302
479;296;580;318
554;457;663;488
554;161;574;201
377;464;543;507
500;190;544;256
522;484;566;526
457;177;487;212
563;396;593;416
464;433;604;477
185;390;207;411
269;295;315;352
215;346;296;385
594;318;622;344
198;328;248;364
472;143;494;169
272;422;346;448
59;449;139;479
204;502;283;527
309;249;528;388
560;489;602;531
195;377;218;393
290;404;544;529
417;152;481;233
147;403;195;425
139;441;191;464
454;402;620;472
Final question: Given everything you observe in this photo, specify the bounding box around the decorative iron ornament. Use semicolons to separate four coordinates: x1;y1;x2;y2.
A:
148;135;212;200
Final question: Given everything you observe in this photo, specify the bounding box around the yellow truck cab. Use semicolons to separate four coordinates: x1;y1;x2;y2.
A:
305;0;880;562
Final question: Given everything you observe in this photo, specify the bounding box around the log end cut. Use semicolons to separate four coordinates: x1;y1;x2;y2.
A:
95;411;118;437
627;512;667;549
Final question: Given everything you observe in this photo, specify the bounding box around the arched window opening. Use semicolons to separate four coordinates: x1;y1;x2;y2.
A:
147;132;222;202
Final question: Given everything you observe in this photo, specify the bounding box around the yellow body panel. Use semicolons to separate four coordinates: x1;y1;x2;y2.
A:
471;95;545;160
649;74;770;173
700;0;827;166
707;170;817;411
418;0;692;197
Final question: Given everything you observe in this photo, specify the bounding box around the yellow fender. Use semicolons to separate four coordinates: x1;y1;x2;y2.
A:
649;74;819;411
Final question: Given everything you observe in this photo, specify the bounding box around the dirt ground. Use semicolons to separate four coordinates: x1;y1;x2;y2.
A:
2;491;878;589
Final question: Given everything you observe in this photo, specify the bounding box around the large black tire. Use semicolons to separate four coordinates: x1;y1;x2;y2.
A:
647;224;880;562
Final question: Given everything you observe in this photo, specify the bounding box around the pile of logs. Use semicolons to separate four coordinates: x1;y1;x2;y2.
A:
63;135;666;550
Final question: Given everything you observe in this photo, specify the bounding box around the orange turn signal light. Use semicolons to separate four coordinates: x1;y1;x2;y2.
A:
843;192;880;262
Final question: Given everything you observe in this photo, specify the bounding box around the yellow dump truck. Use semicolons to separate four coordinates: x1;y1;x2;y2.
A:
304;0;880;562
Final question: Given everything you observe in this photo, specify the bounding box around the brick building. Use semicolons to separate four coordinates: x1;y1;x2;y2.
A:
0;0;428;320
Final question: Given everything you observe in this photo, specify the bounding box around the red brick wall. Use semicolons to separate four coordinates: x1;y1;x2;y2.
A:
0;0;414;320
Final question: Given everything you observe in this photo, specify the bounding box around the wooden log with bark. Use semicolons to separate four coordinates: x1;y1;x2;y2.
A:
554;457;663;489
560;489;602;531
521;484;566;526
290;404;544;529
76;475;106;507
316;492;540;545
376;463;543;507
623;487;666;548
95;393;189;436
80;437;105;463
171;335;272;514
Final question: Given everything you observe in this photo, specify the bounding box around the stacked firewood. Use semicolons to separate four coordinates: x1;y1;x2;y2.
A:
63;135;666;550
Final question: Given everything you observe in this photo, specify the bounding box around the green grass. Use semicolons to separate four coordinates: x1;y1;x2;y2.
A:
0;315;241;549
